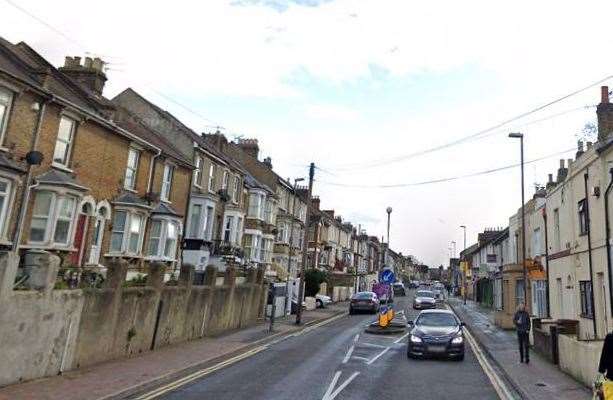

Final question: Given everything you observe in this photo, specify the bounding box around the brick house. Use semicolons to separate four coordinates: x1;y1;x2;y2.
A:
0;38;192;278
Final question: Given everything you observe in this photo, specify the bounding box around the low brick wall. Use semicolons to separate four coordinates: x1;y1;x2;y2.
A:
0;252;265;387
558;334;603;388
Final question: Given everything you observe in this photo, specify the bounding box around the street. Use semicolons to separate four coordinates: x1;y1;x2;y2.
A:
141;291;499;400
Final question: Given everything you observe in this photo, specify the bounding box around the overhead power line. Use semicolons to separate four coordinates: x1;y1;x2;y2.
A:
316;147;575;189
329;75;611;172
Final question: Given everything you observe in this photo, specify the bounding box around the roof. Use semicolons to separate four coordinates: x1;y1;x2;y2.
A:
244;173;272;193
113;191;150;208
0;152;26;173
492;227;510;244
151;202;181;217
35;169;89;191
460;243;479;257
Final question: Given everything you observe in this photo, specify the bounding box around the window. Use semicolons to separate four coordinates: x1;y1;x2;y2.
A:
205;206;214;240
261;238;272;263
208;164;216;192
124;148;139;190
0;178;11;236
532;227;541;258
553;208;561;251
276;221;287;243
263;199;273;223
236;217;243;245
222;170;229;190
532;280;547;318
147;219;180;260
193;155;203;187
515;279;525;309
53;116;76;166
244;234;262;262
160;164;174;202
232;176;240;203
109;210;145;254
188;204;202;238
0;87;13;144
223;215;234;243
579;280;594;318
578;199;588;235
248;193;265;219
29;191;77;246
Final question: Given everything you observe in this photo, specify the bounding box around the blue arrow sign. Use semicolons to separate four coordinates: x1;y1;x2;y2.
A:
380;269;395;284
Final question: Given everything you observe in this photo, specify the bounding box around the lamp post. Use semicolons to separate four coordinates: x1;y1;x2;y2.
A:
509;132;528;306
460;225;467;305
386;206;392;273
284;177;305;317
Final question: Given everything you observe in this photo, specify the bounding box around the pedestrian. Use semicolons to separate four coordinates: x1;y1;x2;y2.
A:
513;303;531;364
600;331;613;379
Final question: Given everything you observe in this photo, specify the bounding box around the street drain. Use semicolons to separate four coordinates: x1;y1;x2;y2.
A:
535;382;547;387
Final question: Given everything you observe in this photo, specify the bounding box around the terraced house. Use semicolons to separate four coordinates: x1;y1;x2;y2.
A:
0;38;192;278
112;89;247;274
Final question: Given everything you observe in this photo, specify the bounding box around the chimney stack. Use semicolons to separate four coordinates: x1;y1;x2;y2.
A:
576;140;584;158
236;138;260;159
59;55;107;96
597;85;613;142
311;196;320;211
263;157;272;169
556;159;568;183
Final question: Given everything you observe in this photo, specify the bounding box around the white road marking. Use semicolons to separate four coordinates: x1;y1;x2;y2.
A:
326;372;360;400
366;347;391;365
352;356;370;362
322;371;342;400
353;334;360;343
342;345;355;364
358;342;388;349
393;332;410;344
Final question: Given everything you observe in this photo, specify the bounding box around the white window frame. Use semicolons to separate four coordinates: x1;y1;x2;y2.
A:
193;154;203;188
0;177;13;240
223;215;235;244
147;217;182;261
208;163;216;193
232;176;240;204
248;191;265;220
124;148;140;190
188;203;203;238
28;190;79;248
0;86;14;146
222;170;229;191
53;116;77;168
161;164;174;202
108;208;147;256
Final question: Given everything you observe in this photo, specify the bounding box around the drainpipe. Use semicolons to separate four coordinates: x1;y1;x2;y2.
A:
604;168;613;318
584;171;598;339
543;208;551;318
12;101;47;252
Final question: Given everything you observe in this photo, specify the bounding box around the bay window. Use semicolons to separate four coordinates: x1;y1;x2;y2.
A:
161;164;174;201
53;116;76;167
248;192;265;220
147;218;181;260
244;233;262;262
223;214;243;245
29;191;78;246
109;209;145;255
124;148;139;190
0;87;13;144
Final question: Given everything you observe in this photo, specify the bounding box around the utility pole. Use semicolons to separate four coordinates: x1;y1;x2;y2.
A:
460;225;467;305
296;163;315;325
509;132;527;306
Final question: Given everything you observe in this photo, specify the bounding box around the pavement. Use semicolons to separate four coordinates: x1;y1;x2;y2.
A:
448;297;592;400
146;293;498;400
0;303;348;400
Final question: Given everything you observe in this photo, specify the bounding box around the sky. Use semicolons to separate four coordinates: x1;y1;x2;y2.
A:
2;0;613;267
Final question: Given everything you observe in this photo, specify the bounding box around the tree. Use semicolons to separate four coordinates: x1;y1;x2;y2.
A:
304;269;327;297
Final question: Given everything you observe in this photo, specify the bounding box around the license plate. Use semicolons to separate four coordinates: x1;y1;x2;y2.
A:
428;345;446;353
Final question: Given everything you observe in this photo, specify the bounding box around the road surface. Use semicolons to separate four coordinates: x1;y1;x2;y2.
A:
140;290;499;400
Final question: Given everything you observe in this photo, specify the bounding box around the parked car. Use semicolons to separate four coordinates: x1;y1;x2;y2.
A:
407;309;465;361
413;290;436;310
408;281;419;289
316;294;332;308
349;291;380;314
392;282;406;296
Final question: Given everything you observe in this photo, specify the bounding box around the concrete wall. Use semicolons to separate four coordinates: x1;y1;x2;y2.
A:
0;252;265;387
558;334;603;388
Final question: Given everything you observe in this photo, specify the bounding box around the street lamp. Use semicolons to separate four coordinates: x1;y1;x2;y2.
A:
460;225;467;305
386;207;392;245
509;132;528;306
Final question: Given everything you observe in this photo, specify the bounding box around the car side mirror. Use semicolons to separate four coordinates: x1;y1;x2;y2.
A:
407;320;414;326
460;322;466;327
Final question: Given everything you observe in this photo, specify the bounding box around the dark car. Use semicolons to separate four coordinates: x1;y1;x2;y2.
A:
349;291;380;314
392;282;406;296
407;309;465;361
413;290;436;310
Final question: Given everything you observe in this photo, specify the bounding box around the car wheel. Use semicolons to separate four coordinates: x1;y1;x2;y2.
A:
316;299;323;309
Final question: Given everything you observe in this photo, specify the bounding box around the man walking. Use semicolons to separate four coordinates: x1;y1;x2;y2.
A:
514;303;531;364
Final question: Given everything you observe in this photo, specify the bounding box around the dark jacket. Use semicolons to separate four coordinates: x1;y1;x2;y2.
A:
599;333;613;380
513;310;531;333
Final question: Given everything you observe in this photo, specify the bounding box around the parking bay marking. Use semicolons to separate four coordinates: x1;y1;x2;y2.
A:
322;371;361;400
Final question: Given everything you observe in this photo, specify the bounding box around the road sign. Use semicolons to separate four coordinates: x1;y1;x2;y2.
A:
380;269;395;284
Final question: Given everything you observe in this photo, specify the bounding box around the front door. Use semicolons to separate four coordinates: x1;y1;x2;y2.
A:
71;214;88;266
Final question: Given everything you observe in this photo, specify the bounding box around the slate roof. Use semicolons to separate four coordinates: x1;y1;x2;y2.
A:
35;169;89;191
151;202;182;217
243;172;272;192
113;191;150;208
0;152;26;173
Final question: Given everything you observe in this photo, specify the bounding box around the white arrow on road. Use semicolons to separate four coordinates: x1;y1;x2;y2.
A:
322;370;360;400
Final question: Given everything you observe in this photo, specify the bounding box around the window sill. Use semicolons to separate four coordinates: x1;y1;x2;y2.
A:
144;256;177;262
103;252;143;259
51;162;74;173
123;187;138;194
580;314;594;320
161;199;172;204
23;243;77;252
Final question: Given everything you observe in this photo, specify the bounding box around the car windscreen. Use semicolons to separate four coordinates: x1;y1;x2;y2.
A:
416;291;434;298
416;313;458;327
353;292;373;300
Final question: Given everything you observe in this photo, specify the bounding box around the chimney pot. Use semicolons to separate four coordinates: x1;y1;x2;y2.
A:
74;56;81;65
548;174;553;183
92;57;104;72
64;56;73;67
559;159;565;168
84;57;93;69
602;86;610;104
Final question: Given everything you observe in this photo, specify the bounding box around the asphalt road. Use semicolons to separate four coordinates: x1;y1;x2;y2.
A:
157;290;499;400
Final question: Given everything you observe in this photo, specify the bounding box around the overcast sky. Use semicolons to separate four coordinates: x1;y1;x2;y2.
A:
3;0;613;267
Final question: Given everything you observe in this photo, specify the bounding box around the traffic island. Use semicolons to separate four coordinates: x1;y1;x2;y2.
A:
364;306;407;335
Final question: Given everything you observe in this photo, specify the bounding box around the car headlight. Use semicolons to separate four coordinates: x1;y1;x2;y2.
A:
410;335;422;343
415;299;422;303
451;335;463;344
